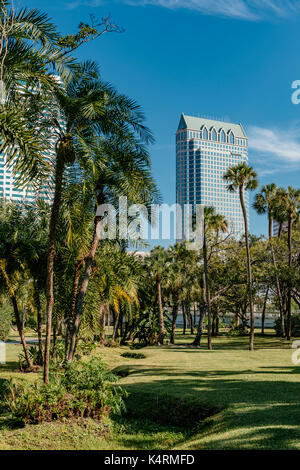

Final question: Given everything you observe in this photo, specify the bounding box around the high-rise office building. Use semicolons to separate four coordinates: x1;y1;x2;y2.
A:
176;114;249;238
0;76;63;204
0;155;53;203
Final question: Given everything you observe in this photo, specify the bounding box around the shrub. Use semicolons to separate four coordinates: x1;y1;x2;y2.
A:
0;303;12;341
133;308;171;345
0;378;10;413
121;352;146;359
228;325;248;337
275;315;300;337
6;358;127;424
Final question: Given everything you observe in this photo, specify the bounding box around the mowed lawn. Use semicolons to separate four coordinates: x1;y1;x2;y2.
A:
0;330;299;450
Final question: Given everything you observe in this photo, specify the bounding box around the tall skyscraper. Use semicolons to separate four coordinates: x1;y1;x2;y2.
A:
0;156;52;203
176;114;249;238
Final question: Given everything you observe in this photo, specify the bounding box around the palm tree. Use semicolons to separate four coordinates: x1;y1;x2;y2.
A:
223;163;258;351
253;183;284;335
42;65;156;382
0;200;48;369
275;187;300;340
147;247;169;345
66;134;159;361
202;207;214;350
209;213;228;337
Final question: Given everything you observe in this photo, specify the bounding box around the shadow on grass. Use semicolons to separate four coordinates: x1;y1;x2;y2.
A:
117;365;300;449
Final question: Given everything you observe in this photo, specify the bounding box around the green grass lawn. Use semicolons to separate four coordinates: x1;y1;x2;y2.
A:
0;330;299;450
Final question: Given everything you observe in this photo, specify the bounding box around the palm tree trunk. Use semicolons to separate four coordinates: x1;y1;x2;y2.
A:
33;282;43;365
157;278;165;344
286;216;293;340
112;311;119;341
64;260;83;361
170;300;178;344
203;225;212;350
99;304;107;345
68;215;102;361
239;187;255;351
44;155;64;384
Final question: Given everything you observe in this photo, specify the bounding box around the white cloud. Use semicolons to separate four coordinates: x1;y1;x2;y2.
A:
65;0;300;20
248;125;300;175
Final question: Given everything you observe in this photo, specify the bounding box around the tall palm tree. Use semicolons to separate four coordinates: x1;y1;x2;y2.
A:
209;213;228;337
66;135;159;361
42;65;156;383
223;163;258;351
147;247;169;345
253;183;284;335
275;187;300;340
202;207;214;350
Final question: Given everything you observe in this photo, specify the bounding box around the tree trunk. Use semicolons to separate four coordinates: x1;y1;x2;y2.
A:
261;288;269;335
34;283;43;365
170;301;178;344
193;303;197;328
203;225;212;350
44;155;65;384
189;309;194;335
67;215;103;361
112;312;119;341
182;302;187;335
157;278;165;344
239;187;255;351
52;319;58;359
215;302;220;336
0;263;33;369
65;260;83;361
192;304;206;346
286;216;293;340
99;304;107;345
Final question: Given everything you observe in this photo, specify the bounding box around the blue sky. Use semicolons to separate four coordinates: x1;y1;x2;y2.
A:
26;0;300;237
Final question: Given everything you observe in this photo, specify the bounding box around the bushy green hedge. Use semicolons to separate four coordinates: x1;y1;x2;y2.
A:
275;315;300;337
121;352;146;359
6;358;127;424
0;304;12;341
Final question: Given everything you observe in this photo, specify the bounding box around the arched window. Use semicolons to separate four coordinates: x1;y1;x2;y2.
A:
228;131;234;144
211;128;217;141
219;130;226;143
202;127;208;140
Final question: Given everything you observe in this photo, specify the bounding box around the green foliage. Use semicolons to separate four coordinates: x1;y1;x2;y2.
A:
121;352;146;359
275;315;300;337
133;308;171;346
6;358;127;424
0;302;12;341
228;325;249;337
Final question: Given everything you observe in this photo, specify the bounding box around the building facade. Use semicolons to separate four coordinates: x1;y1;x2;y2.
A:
176;114;249;238
0;156;52;202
